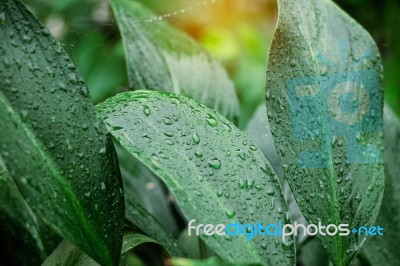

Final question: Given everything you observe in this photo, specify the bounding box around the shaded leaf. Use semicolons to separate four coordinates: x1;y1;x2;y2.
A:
96;90;294;265
116;143;179;235
124;198;185;257
0;1;124;264
0;169;60;265
266;0;384;265
109;0;239;122
177;229;215;259
297;237;329;266
246;105;308;244
0;155;4;169
116;143;184;256
42;232;164;266
246;105;284;179
363;105;400;266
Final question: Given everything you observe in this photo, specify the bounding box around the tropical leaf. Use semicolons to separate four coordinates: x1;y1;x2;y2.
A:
42;232;166;266
109;0;239;122
265;0;384;265
116;143;179;235
124;199;185;257
0;0;124;264
0;169;60;265
246;105;308;244
96;90;295;265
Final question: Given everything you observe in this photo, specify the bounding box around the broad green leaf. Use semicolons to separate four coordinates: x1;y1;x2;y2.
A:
363;105;400;266
42;232;165;266
109;0;240;122
0;1;124;265
0;169;60;265
116;143;179;235
266;0;384;265
116;143;184;256
96;90;295;265
246;105;308;244
124;198;185;257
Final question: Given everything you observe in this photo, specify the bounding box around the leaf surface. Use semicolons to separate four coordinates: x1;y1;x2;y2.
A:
0;1;124;264
110;0;239;122
246;105;308;244
42;232;164;266
266;0;384;265
96;90;294;265
0;169;60;265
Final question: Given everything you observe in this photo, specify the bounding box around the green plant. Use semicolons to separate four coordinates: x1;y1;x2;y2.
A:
0;0;398;265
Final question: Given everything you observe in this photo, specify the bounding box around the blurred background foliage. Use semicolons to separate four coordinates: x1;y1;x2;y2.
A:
26;0;399;129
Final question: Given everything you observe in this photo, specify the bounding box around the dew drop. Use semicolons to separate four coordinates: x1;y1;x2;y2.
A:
226;209;236;219
143;106;151;116
163;117;173;125
208;158;221;169
206;114;218;126
192;132;200;144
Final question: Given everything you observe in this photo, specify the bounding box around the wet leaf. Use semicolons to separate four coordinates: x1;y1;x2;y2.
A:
96;90;295;265
363;105;400;266
0;1;124;265
0;169;60;265
266;0;384;265
246;105;308;245
246;105;284;179
42;232;165;266
109;0;239;122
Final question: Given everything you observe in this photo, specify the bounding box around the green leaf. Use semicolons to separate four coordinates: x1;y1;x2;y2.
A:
42;232;165;266
109;0;239;122
0;169;60;265
124;198;185;257
363;105;400;266
96;90;295;265
246;105;284;179
266;0;384;265
177;229;215;259
116;143;184;256
246;105;308;244
0;1;124;265
116;143;179;235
